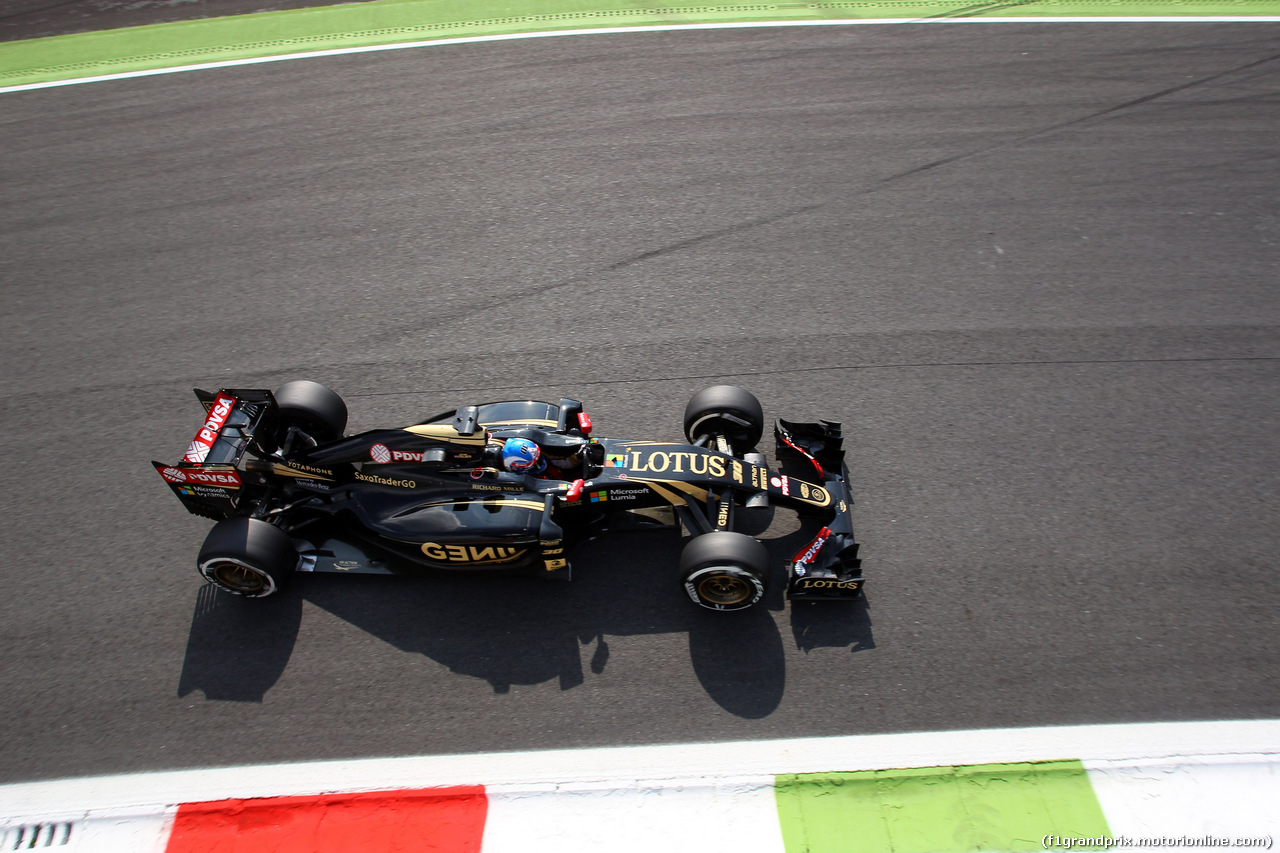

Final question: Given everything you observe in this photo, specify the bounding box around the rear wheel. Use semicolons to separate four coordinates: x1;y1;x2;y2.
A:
680;531;769;612
683;385;764;455
197;517;297;598
273;380;347;446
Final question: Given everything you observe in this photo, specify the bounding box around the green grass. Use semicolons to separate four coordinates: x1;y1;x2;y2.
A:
3;0;1277;88
776;760;1113;853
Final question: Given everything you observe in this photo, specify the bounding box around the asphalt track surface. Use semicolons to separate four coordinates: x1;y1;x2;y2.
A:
1;20;1279;785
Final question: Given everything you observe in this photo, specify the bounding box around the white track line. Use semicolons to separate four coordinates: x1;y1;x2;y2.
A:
1;720;1278;816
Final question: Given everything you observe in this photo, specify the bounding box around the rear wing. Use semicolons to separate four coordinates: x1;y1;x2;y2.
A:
152;389;276;520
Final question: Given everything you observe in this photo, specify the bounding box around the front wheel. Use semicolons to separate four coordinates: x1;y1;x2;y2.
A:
683;385;764;456
680;531;769;612
197;517;297;598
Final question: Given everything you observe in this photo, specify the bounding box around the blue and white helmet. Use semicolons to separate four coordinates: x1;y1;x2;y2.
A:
502;437;545;475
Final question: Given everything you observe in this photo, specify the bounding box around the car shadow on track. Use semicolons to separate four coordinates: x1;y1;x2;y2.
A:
177;583;304;702
789;598;875;654
759;526;877;657
175;527;873;715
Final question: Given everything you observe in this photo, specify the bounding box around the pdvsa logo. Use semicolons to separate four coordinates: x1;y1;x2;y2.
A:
793;527;832;570
370;444;426;463
157;465;241;488
183;393;236;463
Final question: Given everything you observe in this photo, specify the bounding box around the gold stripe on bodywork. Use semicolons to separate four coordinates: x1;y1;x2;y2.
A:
628;477;710;504
394;498;545;512
403;424;488;444
667;480;711;502
399;499;473;511
272;463;334;481
628;479;696;507
644;481;685;505
479;418;559;428
482;499;546;511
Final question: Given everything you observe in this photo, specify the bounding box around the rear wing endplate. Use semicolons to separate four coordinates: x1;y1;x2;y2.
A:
152;388;276;520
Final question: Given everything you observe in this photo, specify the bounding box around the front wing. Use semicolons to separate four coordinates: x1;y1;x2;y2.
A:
775;420;864;601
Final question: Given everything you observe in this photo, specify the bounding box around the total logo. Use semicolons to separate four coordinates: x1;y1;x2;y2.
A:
369;444;427;464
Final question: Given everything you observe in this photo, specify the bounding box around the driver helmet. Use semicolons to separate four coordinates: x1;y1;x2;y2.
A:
502;437;546;475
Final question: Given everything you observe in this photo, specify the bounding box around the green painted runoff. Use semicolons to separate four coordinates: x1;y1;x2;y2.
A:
775;760;1113;853
2;0;1278;88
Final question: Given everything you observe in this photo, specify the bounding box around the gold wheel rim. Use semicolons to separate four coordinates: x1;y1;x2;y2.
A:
209;561;267;594
698;573;751;606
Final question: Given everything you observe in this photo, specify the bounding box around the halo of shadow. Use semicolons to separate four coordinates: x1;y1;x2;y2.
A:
789;596;875;654
177;582;304;702
176;527;793;716
687;603;786;718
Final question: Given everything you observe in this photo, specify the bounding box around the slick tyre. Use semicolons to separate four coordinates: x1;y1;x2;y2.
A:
680;531;768;612
683;385;764;454
197;517;297;598
273;380;347;445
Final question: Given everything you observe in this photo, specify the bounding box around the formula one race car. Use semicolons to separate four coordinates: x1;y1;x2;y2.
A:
153;382;863;611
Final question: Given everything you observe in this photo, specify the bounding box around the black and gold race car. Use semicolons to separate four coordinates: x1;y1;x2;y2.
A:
153;382;863;612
